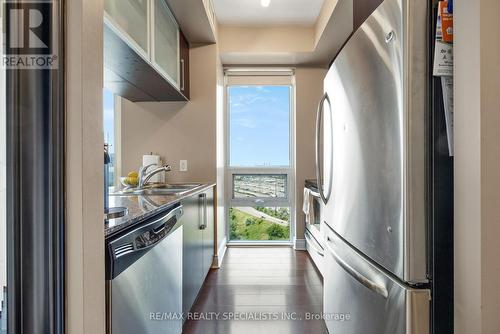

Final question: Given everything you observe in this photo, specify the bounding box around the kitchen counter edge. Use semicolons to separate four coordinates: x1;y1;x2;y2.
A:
105;183;216;238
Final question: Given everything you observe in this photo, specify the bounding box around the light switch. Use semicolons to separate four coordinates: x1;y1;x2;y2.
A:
179;160;188;172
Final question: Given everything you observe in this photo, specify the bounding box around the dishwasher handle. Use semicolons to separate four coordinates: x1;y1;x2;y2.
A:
106;204;183;280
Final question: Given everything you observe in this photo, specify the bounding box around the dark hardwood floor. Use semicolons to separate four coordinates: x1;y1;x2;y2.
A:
183;247;327;334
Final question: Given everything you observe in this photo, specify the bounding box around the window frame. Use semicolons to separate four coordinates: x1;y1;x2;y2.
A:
103;89;122;192
228;170;292;208
224;70;296;245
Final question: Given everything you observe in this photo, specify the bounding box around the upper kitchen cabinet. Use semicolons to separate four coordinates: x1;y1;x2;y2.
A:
104;0;149;58
152;0;180;89
166;0;217;44
103;0;189;102
179;32;190;98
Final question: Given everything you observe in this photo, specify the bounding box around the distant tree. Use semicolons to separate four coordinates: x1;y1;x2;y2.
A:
277;208;290;221
267;224;286;240
230;221;240;240
245;218;255;226
255;206;290;222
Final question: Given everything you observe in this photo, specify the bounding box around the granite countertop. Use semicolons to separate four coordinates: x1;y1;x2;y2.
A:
105;183;216;238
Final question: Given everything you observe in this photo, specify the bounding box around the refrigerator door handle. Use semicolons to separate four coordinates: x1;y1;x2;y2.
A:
325;237;389;298
315;92;333;204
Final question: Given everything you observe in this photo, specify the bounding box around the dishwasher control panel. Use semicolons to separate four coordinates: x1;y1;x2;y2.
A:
135;218;176;249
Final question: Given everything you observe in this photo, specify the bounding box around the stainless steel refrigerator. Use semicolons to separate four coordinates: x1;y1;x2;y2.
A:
315;0;453;333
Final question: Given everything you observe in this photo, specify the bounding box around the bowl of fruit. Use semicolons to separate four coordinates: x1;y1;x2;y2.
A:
121;171;139;188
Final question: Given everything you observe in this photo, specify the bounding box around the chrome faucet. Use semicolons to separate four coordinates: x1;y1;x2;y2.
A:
138;163;172;188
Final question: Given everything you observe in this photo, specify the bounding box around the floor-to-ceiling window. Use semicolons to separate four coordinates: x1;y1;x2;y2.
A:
225;70;295;243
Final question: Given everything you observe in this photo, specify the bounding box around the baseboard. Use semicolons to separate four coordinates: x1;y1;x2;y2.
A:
294;238;306;250
212;237;227;268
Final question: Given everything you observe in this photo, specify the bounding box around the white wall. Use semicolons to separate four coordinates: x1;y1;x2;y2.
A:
454;0;500;333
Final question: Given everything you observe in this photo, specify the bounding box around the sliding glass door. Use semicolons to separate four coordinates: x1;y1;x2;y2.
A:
226;73;295;243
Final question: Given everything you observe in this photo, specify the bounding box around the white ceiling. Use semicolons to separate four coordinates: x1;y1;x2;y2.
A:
213;0;326;27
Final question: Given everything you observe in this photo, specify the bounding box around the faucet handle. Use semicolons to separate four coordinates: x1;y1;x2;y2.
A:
139;163;157;177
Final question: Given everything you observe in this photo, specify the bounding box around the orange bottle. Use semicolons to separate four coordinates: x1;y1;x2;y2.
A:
440;1;453;43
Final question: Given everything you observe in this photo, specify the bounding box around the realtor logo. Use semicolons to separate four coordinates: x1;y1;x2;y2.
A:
2;1;58;69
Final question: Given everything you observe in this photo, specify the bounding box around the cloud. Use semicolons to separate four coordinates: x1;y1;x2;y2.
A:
255;86;272;93
233;118;258;129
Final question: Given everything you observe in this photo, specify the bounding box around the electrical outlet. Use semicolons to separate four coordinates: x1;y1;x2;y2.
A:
179;160;188;172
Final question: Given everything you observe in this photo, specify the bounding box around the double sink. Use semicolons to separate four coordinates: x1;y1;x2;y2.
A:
105;183;202;221
112;183;202;197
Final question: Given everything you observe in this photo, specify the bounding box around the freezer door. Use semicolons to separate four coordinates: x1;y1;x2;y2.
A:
323;225;430;334
322;0;428;283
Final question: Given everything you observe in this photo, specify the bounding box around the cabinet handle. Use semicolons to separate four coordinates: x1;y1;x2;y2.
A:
203;194;208;229
180;58;185;91
199;193;207;230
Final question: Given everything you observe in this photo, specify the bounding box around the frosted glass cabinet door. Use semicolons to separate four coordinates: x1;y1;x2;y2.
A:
153;0;180;88
104;0;149;56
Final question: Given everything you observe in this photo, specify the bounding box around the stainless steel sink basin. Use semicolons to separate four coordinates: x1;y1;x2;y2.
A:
145;183;201;190
112;183;202;196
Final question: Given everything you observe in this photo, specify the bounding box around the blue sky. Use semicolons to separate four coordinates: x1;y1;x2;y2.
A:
229;85;290;167
103;88;115;154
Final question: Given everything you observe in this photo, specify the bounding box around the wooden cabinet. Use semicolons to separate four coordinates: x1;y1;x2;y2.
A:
103;0;189;102
180;187;214;316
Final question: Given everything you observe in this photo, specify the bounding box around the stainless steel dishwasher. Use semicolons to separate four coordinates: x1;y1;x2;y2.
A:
105;204;184;334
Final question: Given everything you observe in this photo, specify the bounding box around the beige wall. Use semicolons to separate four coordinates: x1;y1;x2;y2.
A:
215;50;226;257
314;0;340;45
218;26;314;54
294;68;327;241
217;0;351;66
66;0;106;333
479;0;500;328
120;44;218;184
454;0;500;333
